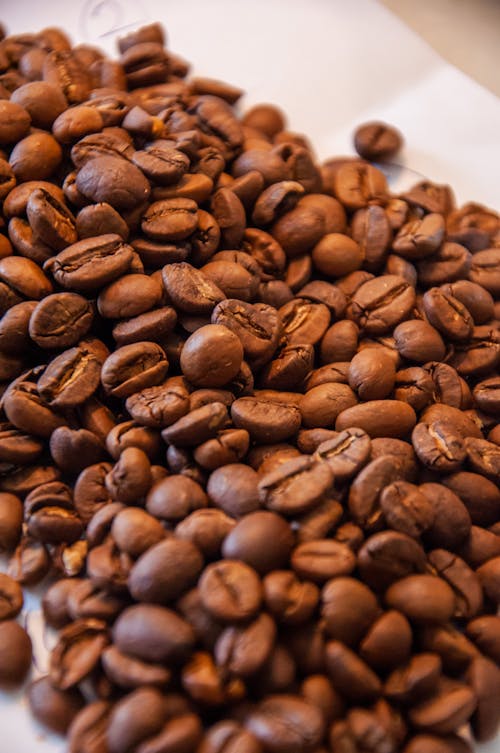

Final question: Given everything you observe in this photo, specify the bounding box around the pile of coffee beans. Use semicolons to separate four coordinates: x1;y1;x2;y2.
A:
0;20;499;753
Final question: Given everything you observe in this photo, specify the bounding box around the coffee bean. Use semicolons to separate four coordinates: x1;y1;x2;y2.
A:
44;233;134;291
258;455;333;516
359;610;413;671
0;492;23;551
350;274;416;335
321;577;378;645
354;121;402;161
0;572;24;619
0;620;32;686
420;483;471;551
106;687;167;753
38;344;102;408
336;399;416;439
129;537;203;603
428;549;483;619
408;681;477;736
385;574;456;623
101;341;168;398
334;162;388;211
28;676;84;734
291;539;356;583
245;694;325;753
199;560;262;622
113;603;195;663
466;616;500;664
325;640;382;702
423;287;474;342
384;653;442;704
231;396;301;443
358;531;428;590
380;481;434;538
222;511;293;574
476;557;500;605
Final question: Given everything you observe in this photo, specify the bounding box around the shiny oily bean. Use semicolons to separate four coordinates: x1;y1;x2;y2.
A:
29;293;93;349
314;427;371;482
321;576;379;646
291;539;356;583
258;455;334;516
412;420;466;473
101;341;168;398
336;399;416;439
380;481;434;538
423;287;474;342
231;397;301;443
385;574;456;623
199;560;262;622
428;549;483;619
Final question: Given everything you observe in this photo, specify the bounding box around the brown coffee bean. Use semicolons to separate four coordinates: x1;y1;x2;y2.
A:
0;492;23;551
466;616;500;664
0;572;24;620
231;396;301;443
358;531;428;591
354;121;402;161
325;640;382;702
315;427;371;482
350;274;416;335
258;455;333;516
129;535;203;603
0;620;32;686
423;287;473;342
385;574;456;623
420;483;472;551
334;162;388;211
444;471;500;528
28;676;84;734
336;399;416;439
221;511;293;574
49;618;108;690
408;681;477;736
0;99;31;144
384;653;442;705
101;341;168;398
113;603;195;663
106;687;167;753
76;154;150;210
321;577;378;646
348;348;396;400
380;481;435;538
245;694;325;753
477;556;500;605
199;560;262;622
291;539;355;583
44;234;134;291
428;549;483;619
359;610;413;671
38;344;102;408
9;131;62;181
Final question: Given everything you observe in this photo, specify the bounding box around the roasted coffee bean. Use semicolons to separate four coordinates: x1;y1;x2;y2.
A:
129;536;203;603
477;557;500;605
408;681;477;735
147;473;208;521
423;287;473;342
231;396;301;443
428;549;483;619
28;676;84;734
384;652;442;704
291;539;356;583
245;694;325;753
334;162;388;211
212;299;281;368
380;481;434;538
9;131;62;181
163;262;225;314
348;455;408;531
29;292;93;349
222;511;294;574
412;419;466;472
321;577;378;646
0;572;24;620
258;455;333;516
113;603;195;663
420;483;471;551
0;620;32;686
466;616;500;664
351;204;392;270
44;234;134;291
0;492;23;551
325;640;382;702
199;560;262;622
353;121;402;161
385;574;456;623
350;274;416;335
180;324;243;387
442;471;500;527
101;341;168;398
38;344;102;408
162;401;228;446
106;686;167;753
76;154;150;210
359;609;413;671
336;399;416;439
314;427;371;482
348;348;396;400
358;531;428;590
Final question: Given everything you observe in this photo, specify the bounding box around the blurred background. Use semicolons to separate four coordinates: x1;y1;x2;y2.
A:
381;0;500;97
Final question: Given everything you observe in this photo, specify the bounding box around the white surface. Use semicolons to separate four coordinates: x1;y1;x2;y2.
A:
0;1;499;751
